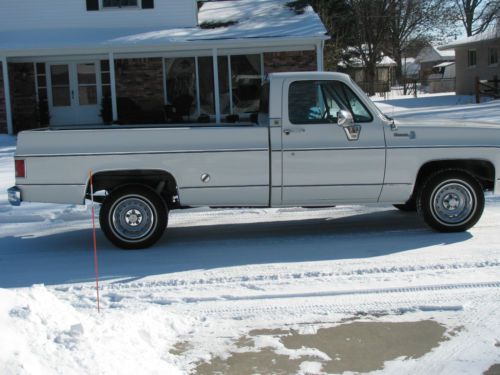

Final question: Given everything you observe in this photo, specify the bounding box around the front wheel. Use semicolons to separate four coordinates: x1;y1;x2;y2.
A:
417;170;484;232
99;186;167;249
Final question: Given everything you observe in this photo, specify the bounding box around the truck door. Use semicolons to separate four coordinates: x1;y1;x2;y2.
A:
281;78;386;205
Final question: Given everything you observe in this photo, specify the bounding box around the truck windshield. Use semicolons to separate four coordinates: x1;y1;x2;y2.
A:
349;78;392;122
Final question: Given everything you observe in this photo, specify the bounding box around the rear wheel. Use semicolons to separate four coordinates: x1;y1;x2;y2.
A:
100;186;167;249
417;170;484;232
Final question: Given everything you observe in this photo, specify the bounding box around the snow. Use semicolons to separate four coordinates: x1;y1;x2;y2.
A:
372;92;500;124
1;94;500;374
0;0;327;53
443;26;500;49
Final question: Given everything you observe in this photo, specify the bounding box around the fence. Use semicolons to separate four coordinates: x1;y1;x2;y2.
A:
475;76;500;103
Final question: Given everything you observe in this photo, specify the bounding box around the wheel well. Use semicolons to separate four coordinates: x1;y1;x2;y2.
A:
86;170;179;208
413;160;495;196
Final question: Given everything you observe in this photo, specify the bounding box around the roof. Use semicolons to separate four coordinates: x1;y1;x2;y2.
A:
0;0;328;56
433;61;455;68
338;55;397;68
442;26;500;49
416;45;455;63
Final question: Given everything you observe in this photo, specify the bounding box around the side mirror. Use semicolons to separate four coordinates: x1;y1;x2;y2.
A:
337;110;354;128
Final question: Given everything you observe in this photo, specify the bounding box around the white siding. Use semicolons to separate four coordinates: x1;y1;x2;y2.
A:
0;0;197;31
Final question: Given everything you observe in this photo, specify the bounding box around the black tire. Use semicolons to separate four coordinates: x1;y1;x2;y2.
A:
394;198;416;212
417;169;484;232
99;185;167;249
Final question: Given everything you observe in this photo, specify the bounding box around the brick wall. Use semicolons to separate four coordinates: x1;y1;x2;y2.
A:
264;50;317;74
0;63;6;134
9;63;38;133
115;58;165;124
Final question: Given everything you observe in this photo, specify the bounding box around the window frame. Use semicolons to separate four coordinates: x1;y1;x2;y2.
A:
287;79;373;126
467;49;477;68
488;48;498;66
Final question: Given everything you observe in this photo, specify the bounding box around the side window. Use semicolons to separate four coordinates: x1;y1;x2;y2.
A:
339;83;373;123
289;81;326;124
288;80;372;125
288;81;343;124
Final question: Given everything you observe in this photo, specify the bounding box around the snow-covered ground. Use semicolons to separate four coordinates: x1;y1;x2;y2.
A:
1;95;500;374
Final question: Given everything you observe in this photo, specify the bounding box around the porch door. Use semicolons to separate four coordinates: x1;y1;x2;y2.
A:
48;62;101;126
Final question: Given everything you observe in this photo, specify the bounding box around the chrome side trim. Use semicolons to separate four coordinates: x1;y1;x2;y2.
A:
16;148;269;158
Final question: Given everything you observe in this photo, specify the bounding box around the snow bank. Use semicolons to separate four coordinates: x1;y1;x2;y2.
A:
0;285;192;375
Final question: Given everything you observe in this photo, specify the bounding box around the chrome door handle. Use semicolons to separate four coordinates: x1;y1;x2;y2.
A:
283;128;305;135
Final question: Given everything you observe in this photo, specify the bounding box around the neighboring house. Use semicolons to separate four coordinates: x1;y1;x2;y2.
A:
415;44;455;83
401;57;420;80
0;0;328;134
338;55;397;93
441;27;500;95
427;61;456;93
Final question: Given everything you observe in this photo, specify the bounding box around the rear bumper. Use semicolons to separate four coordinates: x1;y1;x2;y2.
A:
7;186;22;206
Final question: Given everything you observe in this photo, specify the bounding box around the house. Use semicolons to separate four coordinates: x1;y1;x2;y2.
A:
401;57;420;80
426;61;456;93
0;0;328;134
338;54;397;94
415;44;455;83
441;26;500;95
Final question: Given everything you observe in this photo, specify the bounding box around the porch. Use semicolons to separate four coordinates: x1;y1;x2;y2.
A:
0;0;328;134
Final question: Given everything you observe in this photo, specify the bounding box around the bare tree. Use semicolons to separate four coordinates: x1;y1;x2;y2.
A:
388;0;452;81
348;0;392;95
454;0;500;36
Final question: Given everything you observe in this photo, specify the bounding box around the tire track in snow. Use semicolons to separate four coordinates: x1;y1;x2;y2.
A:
181;284;500;319
99;260;500;289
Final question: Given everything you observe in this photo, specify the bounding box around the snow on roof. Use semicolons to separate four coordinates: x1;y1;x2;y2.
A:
0;0;327;54
442;26;500;49
378;56;397;67
416;45;455;63
433;61;455;68
339;54;396;68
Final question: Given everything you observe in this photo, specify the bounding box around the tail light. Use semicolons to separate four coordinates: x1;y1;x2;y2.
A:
15;160;26;178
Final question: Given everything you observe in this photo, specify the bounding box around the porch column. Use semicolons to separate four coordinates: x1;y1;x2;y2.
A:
316;41;324;72
108;52;118;123
1;56;13;135
212;48;221;123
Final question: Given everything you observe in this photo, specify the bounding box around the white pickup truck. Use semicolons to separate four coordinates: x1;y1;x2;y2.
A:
8;72;500;249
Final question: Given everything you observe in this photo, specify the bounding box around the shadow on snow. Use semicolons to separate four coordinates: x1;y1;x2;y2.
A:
0;209;472;288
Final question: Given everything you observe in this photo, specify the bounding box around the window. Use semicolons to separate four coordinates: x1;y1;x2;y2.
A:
468;49;477;67
102;0;138;7
288;80;372;125
230;54;262;114
489;48;498;66
163;54;264;121
165;58;197;116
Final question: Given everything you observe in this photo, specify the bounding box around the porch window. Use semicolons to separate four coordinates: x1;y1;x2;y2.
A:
230;54;262;114
163;54;264;122
165;58;197;116
102;0;138;8
489;48;498;66
468;49;477;67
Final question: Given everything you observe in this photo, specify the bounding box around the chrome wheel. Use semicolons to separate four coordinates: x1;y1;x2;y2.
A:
430;180;476;226
110;195;156;242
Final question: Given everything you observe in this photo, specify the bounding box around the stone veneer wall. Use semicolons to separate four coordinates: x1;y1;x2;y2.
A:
263;50;317;74
115;58;165;124
10;63;38;134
